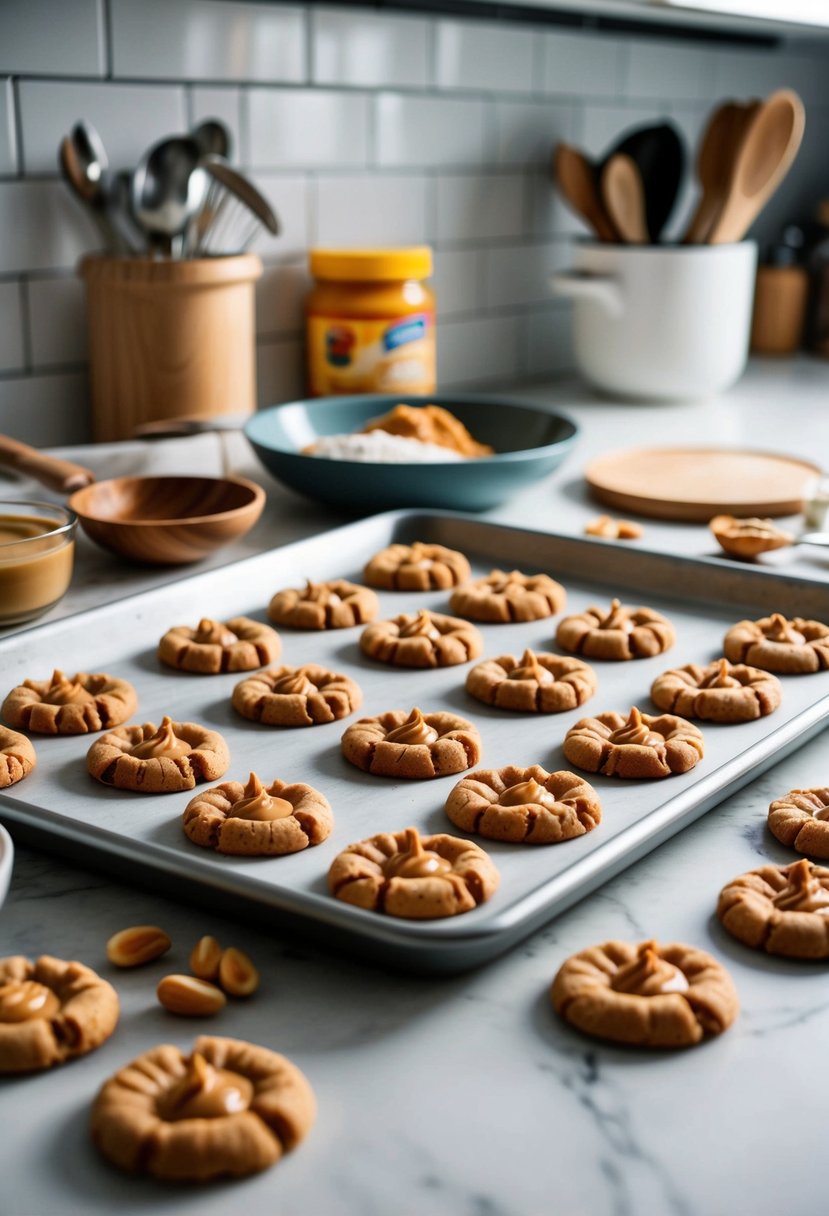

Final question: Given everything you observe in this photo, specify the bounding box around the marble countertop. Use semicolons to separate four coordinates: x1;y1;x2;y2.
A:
2;358;828;1215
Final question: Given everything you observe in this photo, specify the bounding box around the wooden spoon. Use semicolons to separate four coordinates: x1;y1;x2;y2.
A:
0;434;94;493
707;89;805;246
683;101;759;244
601;154;648;244
553;143;618;242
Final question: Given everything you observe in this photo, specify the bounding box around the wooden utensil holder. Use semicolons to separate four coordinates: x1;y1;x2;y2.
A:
80;254;262;442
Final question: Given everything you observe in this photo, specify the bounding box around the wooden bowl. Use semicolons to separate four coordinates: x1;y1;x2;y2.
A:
67;475;265;565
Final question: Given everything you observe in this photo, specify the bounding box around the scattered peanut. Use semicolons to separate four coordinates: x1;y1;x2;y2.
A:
584;515;643;541
218;947;260;998
190;935;223;981
156;974;226;1017
106;925;172;969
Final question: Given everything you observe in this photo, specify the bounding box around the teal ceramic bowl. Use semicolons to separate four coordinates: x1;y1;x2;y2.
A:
245;394;578;512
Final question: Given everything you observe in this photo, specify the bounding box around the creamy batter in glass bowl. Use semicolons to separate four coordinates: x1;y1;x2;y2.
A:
0;501;76;627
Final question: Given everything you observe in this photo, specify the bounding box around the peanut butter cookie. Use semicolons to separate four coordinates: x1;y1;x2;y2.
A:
717;859;829;959
158;617;281;674
232;664;362;727
0;955;119;1073
360;609;482;668
650;658;781;723
341;708;481;779
723;613;829;674
91;1036;316;1181
183;772;333;856
710;515;795;560
363;542;471;591
556;598;675;661
584;516;643;540
563;707;704;779
445;765;601;844
551;939;738;1048
0;725;36;789
267;579;378;630
87;716;230;793
767;787;829;859
328;827;499;919
3;669;137;735
466;649;597;713
449;569;566;623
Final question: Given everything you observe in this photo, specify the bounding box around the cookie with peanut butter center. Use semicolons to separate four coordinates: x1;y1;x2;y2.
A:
0;725;36;789
723;613;829;674
328;827;499;919
466;649;597;713
87;716;229;793
449;569;566;623
650;658;781;723
717;859;829;959
183;772;333;856
363;542;471;591
267;579;378;630
551;939;738;1048
445;765;601;844
563;707;704;779
360;609;482;669
767;787;829;859
556;598;675;661
90;1035;316;1182
341;708;481;779
3;669;137;735
0;954;119;1073
710;514;795;560
158;616;281;674
232;664;362;727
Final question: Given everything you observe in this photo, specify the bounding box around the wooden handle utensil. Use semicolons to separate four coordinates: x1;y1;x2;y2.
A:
553;144;618;242
0;435;95;494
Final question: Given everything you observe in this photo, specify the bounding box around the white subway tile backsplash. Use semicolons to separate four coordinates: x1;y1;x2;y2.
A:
315;174;428;246
495;100;575;167
19;81;186;175
437;314;521;387
27;276;87;369
435;173;525;243
1;81;17;176
0;0;105;77
435;19;535;95
432;248;482;317
0;182;101;274
525;303;575;378
257;337;305;406
542;33;623;100
581;102;668;160
483;240;570;309
527;169;583;238
0;371;90;446
190;88;243;165
256;261;311;337
248;89;370;169
312;9;430;89
110;0;306;84
376;94;488;168
625;39;713;103
245;174;310;259
0;282;25;372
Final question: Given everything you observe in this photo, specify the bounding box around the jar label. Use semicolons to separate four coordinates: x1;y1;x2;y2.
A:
308;313;436;395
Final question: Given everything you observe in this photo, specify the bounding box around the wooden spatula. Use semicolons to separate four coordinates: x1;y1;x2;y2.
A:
683;100;759;244
553;143;618;242
600;154;648;244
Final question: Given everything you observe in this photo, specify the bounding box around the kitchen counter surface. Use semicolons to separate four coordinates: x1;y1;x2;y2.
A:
2;358;828;1215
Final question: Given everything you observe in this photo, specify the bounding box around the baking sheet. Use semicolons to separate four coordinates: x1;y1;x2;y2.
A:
1;510;827;972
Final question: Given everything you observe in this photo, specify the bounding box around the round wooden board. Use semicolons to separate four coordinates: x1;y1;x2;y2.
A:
584;447;821;521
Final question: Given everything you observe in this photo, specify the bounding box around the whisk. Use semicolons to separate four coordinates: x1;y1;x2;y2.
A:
189;159;279;257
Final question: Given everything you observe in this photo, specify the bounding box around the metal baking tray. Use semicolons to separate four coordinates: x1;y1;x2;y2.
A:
1;511;827;973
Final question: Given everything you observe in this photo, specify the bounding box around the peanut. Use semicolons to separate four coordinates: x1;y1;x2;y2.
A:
106;925;171;968
157;974;226;1017
190;935;222;981
584;515;643;541
218;947;259;998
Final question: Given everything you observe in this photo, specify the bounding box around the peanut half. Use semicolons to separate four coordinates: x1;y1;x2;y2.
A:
218;947;259;998
107;925;172;968
190;935;223;981
157;974;226;1017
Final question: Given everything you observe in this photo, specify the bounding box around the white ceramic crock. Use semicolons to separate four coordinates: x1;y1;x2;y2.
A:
551;241;757;401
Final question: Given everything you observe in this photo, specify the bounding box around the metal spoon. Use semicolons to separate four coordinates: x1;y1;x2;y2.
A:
191;119;232;160
131;135;208;257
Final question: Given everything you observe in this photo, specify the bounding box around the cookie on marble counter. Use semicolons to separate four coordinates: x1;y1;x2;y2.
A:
466;648;596;712
551;939;738;1048
90;1036;316;1182
723;613;829;674
363;542;470;591
360;609;482;669
328;827;499;919
0;954;119;1073
449;569;566;623
0;725;36;789
563;707;704;779
717;859;829;959
87;716;229;793
556;598;675;661
2;669;137;735
767;787;829;859
183;772;333;856
267;579;378;630
232;664;362;727
445;765;601;844
158;617;280;674
650;658;781;723
341;708;481;779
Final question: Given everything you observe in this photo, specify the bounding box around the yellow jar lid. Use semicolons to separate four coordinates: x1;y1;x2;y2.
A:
309;246;433;282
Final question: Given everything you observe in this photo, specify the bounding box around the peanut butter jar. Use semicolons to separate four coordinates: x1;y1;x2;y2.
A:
0;502;76;626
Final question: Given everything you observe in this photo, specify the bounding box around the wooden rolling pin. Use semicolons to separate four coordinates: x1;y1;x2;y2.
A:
0;435;95;494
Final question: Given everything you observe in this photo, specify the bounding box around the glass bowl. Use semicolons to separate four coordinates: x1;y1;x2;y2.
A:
0;500;77;627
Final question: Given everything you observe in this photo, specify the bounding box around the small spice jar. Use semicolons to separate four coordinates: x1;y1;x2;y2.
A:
306;247;435;396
